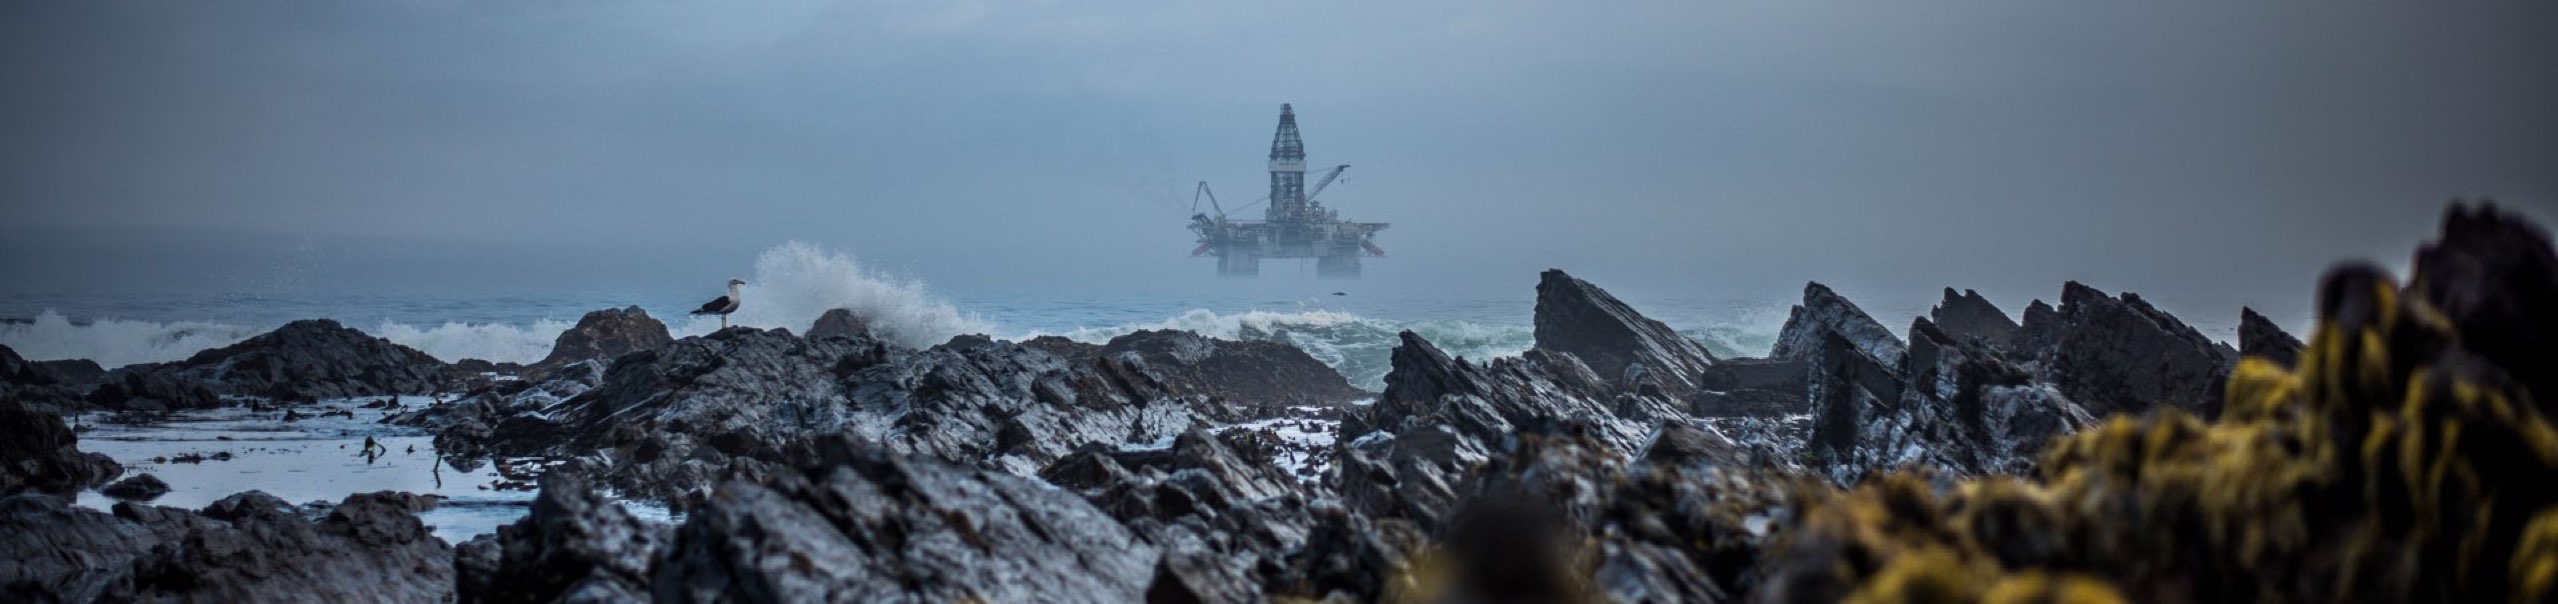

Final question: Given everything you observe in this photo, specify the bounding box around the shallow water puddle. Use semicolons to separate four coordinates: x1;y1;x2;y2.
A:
67;398;669;542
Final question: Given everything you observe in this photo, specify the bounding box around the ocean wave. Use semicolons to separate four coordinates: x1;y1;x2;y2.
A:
370;319;575;365
666;241;992;349
0;310;264;369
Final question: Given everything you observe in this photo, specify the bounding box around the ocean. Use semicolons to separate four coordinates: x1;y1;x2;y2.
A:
0;241;2275;392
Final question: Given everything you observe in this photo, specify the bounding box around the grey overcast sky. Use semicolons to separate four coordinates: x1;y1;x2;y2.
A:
4;1;2554;310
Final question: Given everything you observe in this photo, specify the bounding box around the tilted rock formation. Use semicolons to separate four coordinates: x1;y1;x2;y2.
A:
1055;329;1372;409
1531;269;1719;398
534;306;672;371
1758;201;2558;603
1803;317;2095;484
2238;306;2305;367
1929;287;2020;346
1771;281;1908;369
2040;282;2230;418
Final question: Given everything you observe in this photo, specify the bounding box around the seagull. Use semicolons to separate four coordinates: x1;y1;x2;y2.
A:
691;278;746;328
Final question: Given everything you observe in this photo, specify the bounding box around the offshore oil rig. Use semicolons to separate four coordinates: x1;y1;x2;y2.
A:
1188;104;1387;278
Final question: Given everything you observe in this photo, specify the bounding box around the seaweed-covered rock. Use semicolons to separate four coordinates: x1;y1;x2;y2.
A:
535;306;672;371
652;439;1160;603
0;400;121;496
1759;201;2558;603
2238;306;2305;367
1532;269;1721;399
2041;282;2229;418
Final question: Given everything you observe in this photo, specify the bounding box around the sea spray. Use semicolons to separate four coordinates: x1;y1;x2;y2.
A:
666;241;992;348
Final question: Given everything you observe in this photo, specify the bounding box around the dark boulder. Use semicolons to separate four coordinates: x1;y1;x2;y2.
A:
1929;287;2019;346
1694;357;1808;417
0;400;121;496
535;306;672;372
93;319;448;407
1;346;97;413
2238;307;2306;367
651;440;1160;603
1531;269;1720;398
1770;282;1906;368
806;308;877;341
1093;329;1369;411
2042;282;2230;418
100;473;169;501
457;470;669;603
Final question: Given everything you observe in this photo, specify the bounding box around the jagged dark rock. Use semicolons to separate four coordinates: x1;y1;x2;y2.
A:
0;490;453;602
1695;357;1808;417
90;319;448;409
1088;329;1370;411
2042;282;2230;418
457;470;669;603
2011;298;2063;359
1770;282;1907;369
1805;318;2094;484
0;400;122;496
99;473;169;501
535;306;672;372
1929;287;2019;346
1531;269;1720;399
651;439;1160;602
805;308;877;341
1;346;98;413
2238;307;2305;367
444;326;1217;507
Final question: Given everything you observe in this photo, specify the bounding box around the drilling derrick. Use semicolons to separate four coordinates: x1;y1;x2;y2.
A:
1187;104;1388;278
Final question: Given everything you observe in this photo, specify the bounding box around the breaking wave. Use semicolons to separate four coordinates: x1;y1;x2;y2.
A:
668;241;992;348
369;319;576;365
0;310;264;369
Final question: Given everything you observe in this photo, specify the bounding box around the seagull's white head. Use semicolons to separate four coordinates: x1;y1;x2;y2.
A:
728;278;746;287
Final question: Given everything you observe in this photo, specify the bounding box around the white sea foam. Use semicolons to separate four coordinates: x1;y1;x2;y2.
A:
371;319;576;364
669;241;992;349
0;310;263;369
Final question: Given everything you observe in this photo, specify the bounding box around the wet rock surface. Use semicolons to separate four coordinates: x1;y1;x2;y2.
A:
0;490;454;602
654;439;1160;603
805;307;877;341
457;470;669;603
99;473;169;501
20;205;2553;602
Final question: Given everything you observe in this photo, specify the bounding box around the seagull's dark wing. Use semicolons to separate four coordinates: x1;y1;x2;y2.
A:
691;295;732;315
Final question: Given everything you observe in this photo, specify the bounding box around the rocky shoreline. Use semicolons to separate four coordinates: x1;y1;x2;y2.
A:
5;202;2553;602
